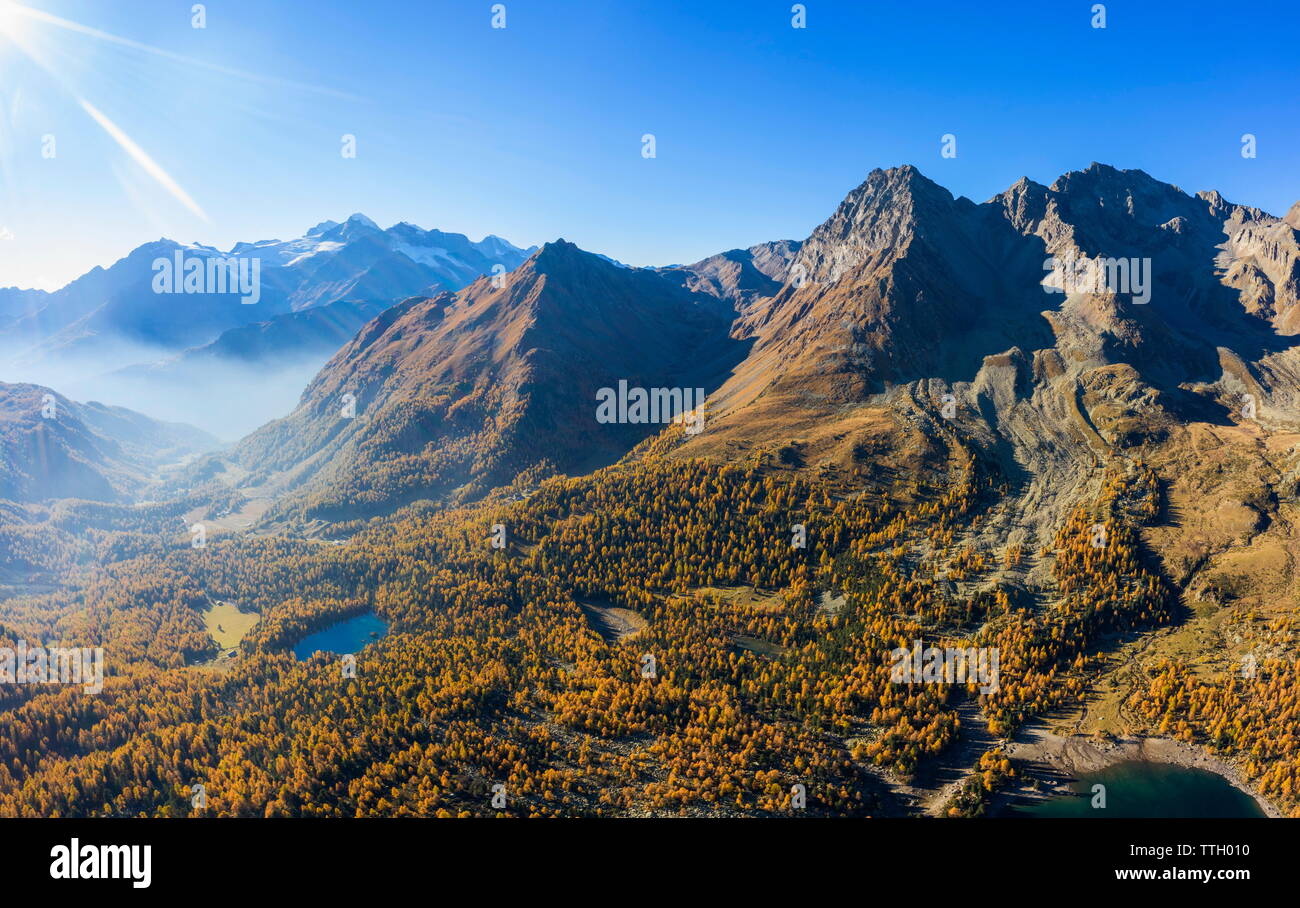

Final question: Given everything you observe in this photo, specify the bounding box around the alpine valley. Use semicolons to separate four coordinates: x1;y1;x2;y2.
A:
2;163;1298;818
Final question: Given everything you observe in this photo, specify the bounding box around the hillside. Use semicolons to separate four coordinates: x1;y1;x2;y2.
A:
0;381;216;502
215;240;740;520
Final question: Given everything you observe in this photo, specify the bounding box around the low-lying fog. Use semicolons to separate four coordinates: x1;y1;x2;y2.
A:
0;338;322;441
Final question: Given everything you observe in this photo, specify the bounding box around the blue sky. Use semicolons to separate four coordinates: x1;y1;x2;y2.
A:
1;0;1297;290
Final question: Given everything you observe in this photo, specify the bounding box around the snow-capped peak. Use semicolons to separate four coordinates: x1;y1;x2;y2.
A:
345;213;380;230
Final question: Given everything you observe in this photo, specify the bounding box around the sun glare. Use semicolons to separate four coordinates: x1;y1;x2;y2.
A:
0;1;30;44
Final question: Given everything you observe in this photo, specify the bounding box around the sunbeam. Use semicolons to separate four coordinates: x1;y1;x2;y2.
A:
4;0;360;100
0;2;211;222
76;97;209;222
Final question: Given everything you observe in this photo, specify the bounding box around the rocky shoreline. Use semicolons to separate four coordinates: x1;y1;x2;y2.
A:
997;728;1282;818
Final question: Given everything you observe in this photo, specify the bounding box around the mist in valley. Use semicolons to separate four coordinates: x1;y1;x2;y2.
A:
0;336;322;442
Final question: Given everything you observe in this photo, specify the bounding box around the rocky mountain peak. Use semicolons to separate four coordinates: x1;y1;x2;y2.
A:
793;165;965;285
1287;200;1300;230
527;238;593;272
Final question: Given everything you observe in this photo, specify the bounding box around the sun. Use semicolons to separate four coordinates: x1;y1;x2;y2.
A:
0;1;31;44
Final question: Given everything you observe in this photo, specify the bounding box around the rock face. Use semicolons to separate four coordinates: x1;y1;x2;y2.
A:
725;166;1057;404
658;240;802;310
673;163;1300;545
716;163;1296;408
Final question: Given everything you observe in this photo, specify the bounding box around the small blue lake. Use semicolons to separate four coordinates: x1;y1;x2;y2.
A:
292;613;389;661
1015;761;1265;818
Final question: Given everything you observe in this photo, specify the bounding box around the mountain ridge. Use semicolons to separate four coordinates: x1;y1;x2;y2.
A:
179;163;1300;539
217;239;741;520
1;218;535;438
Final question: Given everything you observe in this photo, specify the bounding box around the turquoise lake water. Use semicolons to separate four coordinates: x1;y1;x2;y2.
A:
1015;761;1265;818
292;613;389;661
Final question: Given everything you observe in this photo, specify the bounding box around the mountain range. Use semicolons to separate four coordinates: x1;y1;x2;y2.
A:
0;216;534;438
222;240;742;520
5;163;1300;568
169;164;1296;544
677;163;1300;555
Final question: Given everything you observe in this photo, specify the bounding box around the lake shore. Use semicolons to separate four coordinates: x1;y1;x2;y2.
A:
997;727;1283;818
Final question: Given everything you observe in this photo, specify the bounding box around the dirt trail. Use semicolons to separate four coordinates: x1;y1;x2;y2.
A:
862;700;999;817
917;701;999;816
